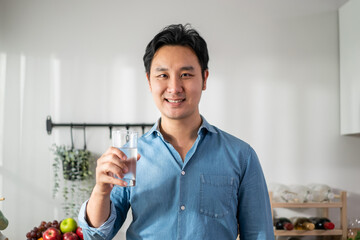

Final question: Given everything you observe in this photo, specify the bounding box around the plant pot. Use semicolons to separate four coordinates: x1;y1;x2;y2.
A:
60;148;91;181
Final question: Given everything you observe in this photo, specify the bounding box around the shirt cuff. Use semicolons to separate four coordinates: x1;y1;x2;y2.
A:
78;199;117;240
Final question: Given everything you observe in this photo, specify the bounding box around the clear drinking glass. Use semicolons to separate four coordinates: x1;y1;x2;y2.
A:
112;129;138;187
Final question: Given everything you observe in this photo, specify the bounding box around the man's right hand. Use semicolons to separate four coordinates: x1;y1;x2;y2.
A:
86;147;140;227
95;147;133;195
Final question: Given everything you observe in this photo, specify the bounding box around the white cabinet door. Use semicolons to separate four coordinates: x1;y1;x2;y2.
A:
339;0;360;135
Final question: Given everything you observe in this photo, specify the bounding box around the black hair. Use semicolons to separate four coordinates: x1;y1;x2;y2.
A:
143;24;209;79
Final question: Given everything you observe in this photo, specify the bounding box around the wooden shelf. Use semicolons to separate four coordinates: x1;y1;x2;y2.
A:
274;229;343;236
272;202;343;208
270;191;347;240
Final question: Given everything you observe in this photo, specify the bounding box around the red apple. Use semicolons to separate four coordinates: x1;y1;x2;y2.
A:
63;232;79;240
76;227;84;240
43;227;62;240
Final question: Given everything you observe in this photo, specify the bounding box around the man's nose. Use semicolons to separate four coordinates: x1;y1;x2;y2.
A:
167;76;183;93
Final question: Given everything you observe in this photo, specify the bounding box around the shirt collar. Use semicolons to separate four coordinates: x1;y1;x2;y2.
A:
144;119;161;138
144;115;217;138
198;115;217;134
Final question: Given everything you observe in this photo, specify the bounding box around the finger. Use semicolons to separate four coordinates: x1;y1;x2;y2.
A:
99;161;128;179
137;153;141;161
104;147;128;160
98;153;129;173
103;174;128;187
98;171;127;186
106;168;125;180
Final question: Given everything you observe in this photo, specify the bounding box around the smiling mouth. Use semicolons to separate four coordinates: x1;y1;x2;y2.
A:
165;98;185;103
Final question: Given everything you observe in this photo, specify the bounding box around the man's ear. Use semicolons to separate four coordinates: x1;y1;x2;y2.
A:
202;70;209;90
146;72;152;91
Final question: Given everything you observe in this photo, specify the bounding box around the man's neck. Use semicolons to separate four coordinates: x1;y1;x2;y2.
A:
159;114;202;160
160;114;202;141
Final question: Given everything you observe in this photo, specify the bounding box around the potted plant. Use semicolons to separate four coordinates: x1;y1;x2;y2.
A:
51;144;94;218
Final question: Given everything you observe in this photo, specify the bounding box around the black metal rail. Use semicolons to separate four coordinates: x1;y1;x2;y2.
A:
46;115;154;138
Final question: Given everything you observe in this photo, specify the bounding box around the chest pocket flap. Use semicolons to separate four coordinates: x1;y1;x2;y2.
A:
199;174;235;218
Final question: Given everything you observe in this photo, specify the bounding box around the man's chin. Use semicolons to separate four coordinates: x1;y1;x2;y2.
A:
161;112;187;120
161;111;199;122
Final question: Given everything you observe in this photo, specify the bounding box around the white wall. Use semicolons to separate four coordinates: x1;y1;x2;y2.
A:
1;0;360;239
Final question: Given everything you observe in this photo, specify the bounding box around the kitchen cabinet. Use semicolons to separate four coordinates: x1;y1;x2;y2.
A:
339;0;360;135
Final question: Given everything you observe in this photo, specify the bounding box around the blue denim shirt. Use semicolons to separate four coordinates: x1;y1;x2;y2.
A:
78;117;274;239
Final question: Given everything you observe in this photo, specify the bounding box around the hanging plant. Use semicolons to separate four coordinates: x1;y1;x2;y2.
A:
53;145;92;181
51;143;94;218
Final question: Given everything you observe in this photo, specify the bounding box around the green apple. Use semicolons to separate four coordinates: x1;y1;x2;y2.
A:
60;218;78;233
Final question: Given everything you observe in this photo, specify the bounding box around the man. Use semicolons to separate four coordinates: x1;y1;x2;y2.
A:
78;24;274;239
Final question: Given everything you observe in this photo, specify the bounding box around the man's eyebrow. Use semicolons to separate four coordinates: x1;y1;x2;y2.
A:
180;66;194;71
154;67;168;72
154;66;195;72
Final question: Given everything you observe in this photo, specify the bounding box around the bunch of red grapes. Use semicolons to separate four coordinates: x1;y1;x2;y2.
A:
26;220;60;240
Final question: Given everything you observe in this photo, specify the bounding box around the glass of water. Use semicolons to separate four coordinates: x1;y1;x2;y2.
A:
112;129;138;187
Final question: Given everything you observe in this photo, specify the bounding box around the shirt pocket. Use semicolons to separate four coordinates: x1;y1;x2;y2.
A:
199;174;235;218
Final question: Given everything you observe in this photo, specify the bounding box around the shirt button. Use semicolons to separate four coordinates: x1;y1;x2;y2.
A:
181;171;185;175
180;205;185;211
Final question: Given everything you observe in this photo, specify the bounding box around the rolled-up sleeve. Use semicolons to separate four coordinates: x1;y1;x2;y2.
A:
78;200;117;240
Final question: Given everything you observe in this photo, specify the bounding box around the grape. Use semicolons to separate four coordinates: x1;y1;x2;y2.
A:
30;231;36;238
52;223;60;230
26;219;64;239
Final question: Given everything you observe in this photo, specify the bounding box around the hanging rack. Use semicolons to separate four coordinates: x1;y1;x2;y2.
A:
46;115;153;138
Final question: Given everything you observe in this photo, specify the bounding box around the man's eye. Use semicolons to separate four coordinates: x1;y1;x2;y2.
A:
181;73;192;78
157;74;168;78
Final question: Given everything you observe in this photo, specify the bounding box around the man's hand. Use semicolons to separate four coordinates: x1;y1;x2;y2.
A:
96;147;136;191
86;147;140;228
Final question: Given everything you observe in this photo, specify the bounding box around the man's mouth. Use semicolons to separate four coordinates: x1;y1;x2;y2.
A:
165;98;185;103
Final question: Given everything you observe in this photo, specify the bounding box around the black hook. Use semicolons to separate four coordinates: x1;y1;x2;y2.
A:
109;125;113;139
83;125;87;150
70;124;74;149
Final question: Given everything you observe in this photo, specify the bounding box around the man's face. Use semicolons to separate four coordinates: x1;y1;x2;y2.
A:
147;45;208;122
